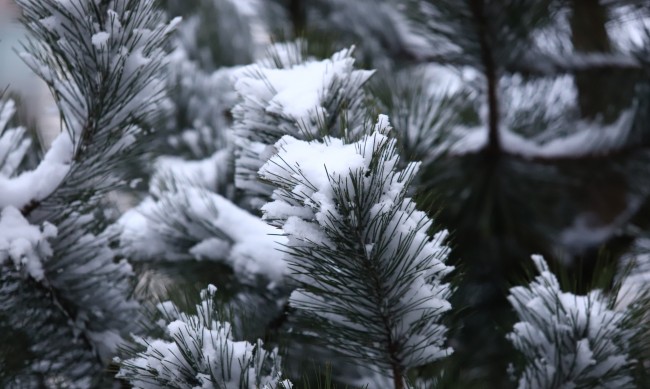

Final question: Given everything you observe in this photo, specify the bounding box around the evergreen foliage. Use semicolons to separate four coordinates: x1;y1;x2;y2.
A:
1;0;650;388
117;285;292;389
232;45;374;208
259;116;454;387
507;255;638;388
1;0;177;386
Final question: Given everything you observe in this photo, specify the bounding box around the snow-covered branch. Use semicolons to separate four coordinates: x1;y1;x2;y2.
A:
233;45;374;209
0;1;179;385
507;255;637;388
260;115;453;387
117;285;292;389
15;0;179;218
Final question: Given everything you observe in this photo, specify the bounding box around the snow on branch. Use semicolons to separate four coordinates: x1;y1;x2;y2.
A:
233;45;374;209
438;75;641;161
0;206;56;282
14;0;180;217
0;1;178;384
116;150;287;286
0;96;71;211
259;115;453;386
117;285;292;389
507;255;637;389
117;172;288;285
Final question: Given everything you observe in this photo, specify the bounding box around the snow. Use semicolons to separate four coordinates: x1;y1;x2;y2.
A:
232;46;373;204
235;48;373;130
91;31;110;48
165;16;182;35
189;238;231;260
447;107;636;159
151;150;231;194
507;255;635;388
118;182;288;284
558;196;641;256
0;206;57;281
0;131;72;209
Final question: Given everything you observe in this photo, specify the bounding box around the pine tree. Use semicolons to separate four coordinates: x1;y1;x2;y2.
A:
2;0;650;388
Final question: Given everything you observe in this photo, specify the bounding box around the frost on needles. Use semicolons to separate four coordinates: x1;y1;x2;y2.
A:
117;285;292;389
507;255;637;389
259;115;454;385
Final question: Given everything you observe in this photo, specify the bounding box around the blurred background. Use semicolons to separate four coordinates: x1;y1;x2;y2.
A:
0;0;59;148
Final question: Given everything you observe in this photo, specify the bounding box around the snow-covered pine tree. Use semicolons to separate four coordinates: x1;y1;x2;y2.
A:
368;1;650;384
114;0;650;387
116;36;384;385
0;0;177;386
3;0;650;387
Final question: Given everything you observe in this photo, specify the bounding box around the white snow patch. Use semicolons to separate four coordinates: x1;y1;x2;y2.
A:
91;31;110;48
0;206;57;281
0;132;72;209
118;188;288;283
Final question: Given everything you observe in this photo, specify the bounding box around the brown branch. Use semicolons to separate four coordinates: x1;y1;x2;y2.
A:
20;199;40;217
392;363;405;389
469;0;501;156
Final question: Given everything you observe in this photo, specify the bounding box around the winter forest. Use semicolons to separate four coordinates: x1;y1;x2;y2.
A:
1;0;650;388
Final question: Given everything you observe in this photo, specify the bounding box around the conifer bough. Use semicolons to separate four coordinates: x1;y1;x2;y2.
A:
260;115;454;388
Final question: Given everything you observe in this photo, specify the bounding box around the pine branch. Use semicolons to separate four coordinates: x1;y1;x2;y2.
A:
0;1;179;385
117;285;293;389
117;169;288;286
260;115;454;386
368;67;479;166
507;255;640;388
15;0;179;220
233;45;374;209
